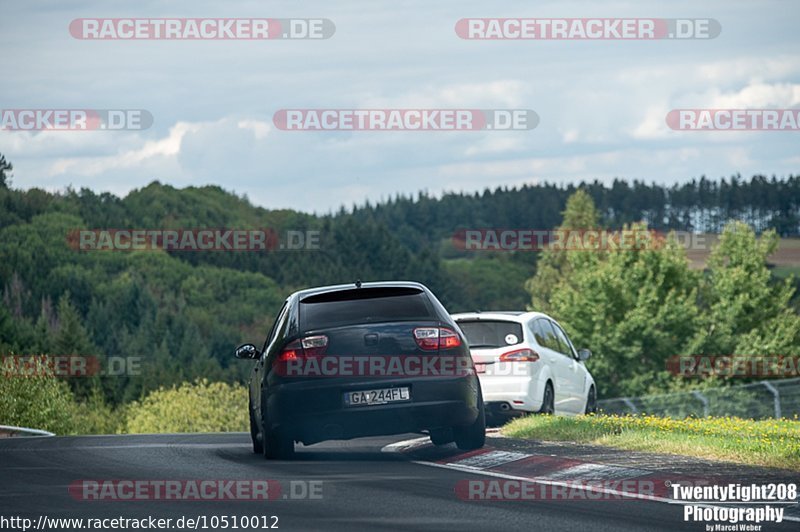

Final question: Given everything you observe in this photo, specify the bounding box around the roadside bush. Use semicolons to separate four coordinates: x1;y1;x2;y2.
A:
71;388;123;434
0;375;121;435
124;379;248;434
0;375;79;434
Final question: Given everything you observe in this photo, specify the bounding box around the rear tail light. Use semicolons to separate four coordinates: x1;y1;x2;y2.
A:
278;340;302;362
413;328;439;350
301;335;328;356
439;328;461;349
499;348;539;362
413;327;462;350
277;335;328;362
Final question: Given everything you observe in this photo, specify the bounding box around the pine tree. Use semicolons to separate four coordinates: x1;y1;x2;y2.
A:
525;189;599;312
54;293;94;356
0;153;12;188
688;222;800;358
54;293;99;400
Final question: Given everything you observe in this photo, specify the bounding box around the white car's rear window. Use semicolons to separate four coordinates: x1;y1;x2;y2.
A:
457;320;523;349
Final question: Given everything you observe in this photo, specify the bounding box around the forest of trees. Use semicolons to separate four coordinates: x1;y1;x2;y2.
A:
527;191;800;398
348;174;800;252
1;150;799;430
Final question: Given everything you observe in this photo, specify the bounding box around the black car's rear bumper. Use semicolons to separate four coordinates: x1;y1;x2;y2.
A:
264;375;480;445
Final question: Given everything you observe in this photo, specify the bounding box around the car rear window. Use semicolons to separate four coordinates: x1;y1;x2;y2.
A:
456;320;523;348
300;287;435;330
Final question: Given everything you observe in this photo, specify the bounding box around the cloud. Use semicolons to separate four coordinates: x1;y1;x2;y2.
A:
1;0;798;211
48;122;200;177
633;80;800;139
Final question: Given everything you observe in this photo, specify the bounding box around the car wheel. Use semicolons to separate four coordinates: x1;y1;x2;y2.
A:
538;382;554;415
263;428;294;460
584;385;597;414
454;393;486;451
429;428;454;446
249;406;263;454
261;394;294;460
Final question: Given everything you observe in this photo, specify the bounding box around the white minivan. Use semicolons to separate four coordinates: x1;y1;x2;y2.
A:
452;311;596;419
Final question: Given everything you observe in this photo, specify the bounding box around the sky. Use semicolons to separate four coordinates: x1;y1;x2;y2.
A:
1;0;798;213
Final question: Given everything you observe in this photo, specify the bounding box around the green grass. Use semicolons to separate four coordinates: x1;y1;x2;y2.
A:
503;414;800;471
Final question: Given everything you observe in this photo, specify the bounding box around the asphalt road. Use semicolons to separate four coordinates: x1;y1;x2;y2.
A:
0;433;792;531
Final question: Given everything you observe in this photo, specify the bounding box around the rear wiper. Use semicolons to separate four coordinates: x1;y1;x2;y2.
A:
468;344;498;349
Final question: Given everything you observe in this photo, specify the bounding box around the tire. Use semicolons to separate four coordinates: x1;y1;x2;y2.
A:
584;385;597;415
429;428;454;446
454;393;486;451
263;427;294;460
537;382;555;415
261;393;294;459
249;406;263;454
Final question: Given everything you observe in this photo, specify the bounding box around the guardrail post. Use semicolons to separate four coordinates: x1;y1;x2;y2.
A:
761;381;781;419
621;397;638;414
691;391;709;417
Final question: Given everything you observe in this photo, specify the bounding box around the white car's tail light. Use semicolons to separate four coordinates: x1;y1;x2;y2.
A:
499;348;539;362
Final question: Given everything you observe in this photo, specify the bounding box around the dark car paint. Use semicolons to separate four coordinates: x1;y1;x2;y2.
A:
245;281;481;446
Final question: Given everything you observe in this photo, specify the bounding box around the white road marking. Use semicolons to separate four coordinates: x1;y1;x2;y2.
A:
542;463;651;481
0;443;248;452
382;437;800;524
450;450;529;469
380;436;430;453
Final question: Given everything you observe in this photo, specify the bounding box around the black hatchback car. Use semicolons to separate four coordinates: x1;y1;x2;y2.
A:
235;281;485;458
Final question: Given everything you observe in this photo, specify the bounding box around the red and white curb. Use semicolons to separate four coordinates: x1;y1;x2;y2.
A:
382;436;800;522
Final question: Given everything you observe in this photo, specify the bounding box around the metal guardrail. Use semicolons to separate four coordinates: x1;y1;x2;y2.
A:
0;424;55;437
598;377;800;419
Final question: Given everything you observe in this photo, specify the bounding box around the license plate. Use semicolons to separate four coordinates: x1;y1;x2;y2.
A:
345;387;410;406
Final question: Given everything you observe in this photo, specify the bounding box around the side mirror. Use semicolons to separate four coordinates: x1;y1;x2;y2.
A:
577;348;592;361
234;343;260;360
